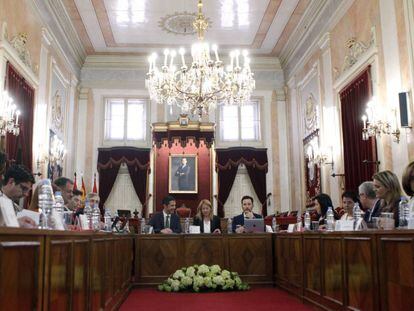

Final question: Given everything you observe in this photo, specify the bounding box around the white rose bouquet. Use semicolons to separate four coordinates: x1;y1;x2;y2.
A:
158;264;250;292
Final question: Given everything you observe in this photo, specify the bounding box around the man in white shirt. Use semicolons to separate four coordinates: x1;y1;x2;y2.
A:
0;164;36;228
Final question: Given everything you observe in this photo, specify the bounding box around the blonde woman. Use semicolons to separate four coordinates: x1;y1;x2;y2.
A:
373;170;402;227
192;199;221;234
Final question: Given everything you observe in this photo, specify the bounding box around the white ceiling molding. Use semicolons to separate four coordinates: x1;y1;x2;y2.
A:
30;0;86;76
282;0;355;79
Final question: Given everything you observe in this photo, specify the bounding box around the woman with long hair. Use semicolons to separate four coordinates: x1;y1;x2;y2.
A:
192;199;221;234
313;193;339;226
373;170;402;227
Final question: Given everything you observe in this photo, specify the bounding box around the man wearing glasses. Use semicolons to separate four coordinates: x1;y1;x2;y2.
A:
0;164;36;227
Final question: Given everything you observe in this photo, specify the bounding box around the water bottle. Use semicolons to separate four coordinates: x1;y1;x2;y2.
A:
398;198;409;228
354;203;362;230
296;211;302;231
184;217;190;234
38;180;54;229
227;217;232;234
104;208;112;232
304;211;311;231
140;217;146;234
326;206;334;232
272;216;277;232
54;192;65;213
92;203;101;230
83;199;92;229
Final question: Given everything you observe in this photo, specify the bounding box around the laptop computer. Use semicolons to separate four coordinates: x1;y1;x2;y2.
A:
244;218;265;233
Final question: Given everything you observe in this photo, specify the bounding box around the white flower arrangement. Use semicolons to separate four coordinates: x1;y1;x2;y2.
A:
158;264;250;292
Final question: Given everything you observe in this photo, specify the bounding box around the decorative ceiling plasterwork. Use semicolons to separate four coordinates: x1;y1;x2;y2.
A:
159;12;211;36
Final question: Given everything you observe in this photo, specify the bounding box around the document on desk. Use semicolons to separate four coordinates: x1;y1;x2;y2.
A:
189;225;200;234
17;209;40;226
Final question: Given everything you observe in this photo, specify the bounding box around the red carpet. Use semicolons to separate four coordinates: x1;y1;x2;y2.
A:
121;287;314;311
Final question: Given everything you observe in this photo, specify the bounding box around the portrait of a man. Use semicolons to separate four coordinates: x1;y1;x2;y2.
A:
169;155;197;193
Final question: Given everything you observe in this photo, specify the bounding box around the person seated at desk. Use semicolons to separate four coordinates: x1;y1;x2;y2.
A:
373;170;402;227
313;193;339;228
359;181;381;224
148;195;181;234
340;191;361;221
402;161;414;212
0;164;36;228
232;195;262;233
192;199;221;234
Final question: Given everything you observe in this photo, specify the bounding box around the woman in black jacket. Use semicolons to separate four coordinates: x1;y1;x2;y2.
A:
192;199;221;234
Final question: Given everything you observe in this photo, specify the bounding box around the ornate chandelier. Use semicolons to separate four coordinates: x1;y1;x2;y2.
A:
145;0;255;120
0;91;20;136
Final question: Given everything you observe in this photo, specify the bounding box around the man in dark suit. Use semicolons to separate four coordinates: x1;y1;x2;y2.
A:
148;195;182;234
232;195;262;233
175;158;191;190
359;181;381;223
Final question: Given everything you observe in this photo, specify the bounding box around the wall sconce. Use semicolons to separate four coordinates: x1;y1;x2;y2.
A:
315;146;334;171
361;97;400;143
49;134;66;165
0;90;20;136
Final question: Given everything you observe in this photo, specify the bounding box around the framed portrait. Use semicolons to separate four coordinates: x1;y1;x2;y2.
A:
179;114;189;127
169;154;198;193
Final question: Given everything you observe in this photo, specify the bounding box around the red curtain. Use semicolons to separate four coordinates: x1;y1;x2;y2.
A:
97;147;150;215
5;62;34;171
340;67;377;192
216;148;268;217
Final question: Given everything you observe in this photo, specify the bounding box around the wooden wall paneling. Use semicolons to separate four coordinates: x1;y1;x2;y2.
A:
0;235;44;310
287;234;303;296
274;235;289;289
103;237;115;310
44;237;73;311
122;237;134;289
302;234;321;305
377;233;414;311
183;235;226;267
135;235;182;285
321;234;344;309
227;234;273;284
343;235;378;311
72;238;90;311
90;237;107;311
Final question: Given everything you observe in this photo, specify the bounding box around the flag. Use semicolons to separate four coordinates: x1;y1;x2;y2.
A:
81;175;86;200
73;172;78;191
92;173;97;193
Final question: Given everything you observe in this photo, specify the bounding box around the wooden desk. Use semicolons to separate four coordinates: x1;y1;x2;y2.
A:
0;228;133;311
134;233;273;286
274;230;414;311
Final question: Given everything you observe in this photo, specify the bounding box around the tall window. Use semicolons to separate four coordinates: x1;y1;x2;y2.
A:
104;98;147;142
219;99;261;141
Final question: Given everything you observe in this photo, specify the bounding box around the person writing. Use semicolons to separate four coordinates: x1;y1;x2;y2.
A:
232;195;262;233
0;165;36;228
192;199;221;233
148;195;182;233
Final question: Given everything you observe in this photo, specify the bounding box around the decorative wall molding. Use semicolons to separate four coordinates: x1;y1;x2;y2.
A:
0;23;39;88
335;27;376;79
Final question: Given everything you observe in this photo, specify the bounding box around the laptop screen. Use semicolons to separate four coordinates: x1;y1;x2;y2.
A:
244;218;265;233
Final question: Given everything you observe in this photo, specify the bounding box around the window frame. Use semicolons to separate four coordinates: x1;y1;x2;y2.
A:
216;97;263;146
103;97;149;146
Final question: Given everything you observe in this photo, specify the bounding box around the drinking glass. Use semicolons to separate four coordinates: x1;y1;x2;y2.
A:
380;212;395;230
311;221;319;231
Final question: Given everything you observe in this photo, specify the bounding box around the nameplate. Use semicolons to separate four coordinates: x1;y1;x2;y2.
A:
336;220;354;231
287;224;295;233
189;225;200;234
0;196;19;227
408;213;414;229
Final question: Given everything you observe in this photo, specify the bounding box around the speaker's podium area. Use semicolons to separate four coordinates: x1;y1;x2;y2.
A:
1;0;414;310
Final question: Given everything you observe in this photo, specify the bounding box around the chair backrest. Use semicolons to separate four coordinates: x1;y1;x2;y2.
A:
176;207;191;218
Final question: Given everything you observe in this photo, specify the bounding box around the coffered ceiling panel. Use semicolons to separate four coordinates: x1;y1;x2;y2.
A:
63;0;309;55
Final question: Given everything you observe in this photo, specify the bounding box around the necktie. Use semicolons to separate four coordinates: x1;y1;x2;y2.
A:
166;215;170;228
